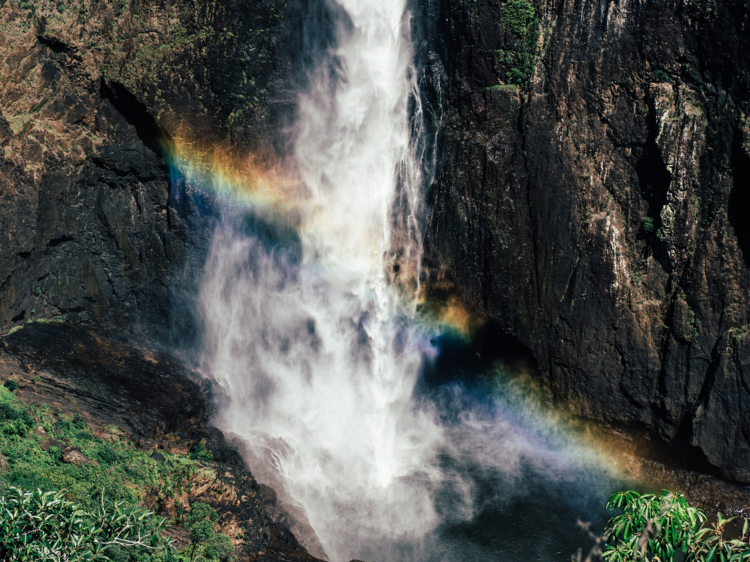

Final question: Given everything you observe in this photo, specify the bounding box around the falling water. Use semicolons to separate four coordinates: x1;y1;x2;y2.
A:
197;1;621;560
199;0;443;558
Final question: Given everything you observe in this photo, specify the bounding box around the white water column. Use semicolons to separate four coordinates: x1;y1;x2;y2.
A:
199;1;441;560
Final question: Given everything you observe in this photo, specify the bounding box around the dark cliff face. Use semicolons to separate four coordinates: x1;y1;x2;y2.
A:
2;0;749;484
420;0;750;481
0;0;295;338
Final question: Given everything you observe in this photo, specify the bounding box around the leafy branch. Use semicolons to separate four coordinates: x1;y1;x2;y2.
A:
0;487;175;561
596;490;750;562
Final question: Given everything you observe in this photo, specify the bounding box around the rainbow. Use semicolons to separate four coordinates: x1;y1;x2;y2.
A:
165;132;483;335
162;130;304;217
162;134;660;492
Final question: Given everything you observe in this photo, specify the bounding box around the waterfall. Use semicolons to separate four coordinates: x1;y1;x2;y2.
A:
198;1;444;559
196;1;619;560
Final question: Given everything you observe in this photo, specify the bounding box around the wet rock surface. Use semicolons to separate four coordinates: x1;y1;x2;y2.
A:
418;0;750;481
257;483;329;561
0;323;208;435
631;456;750;521
589;423;750;520
0;323;324;562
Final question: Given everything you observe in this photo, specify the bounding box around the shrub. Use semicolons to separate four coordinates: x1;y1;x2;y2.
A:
204;534;235;559
73;412;88;429
190;440;213;463
597;489;750;562
654;69;673;83
643;217;655;234
0;390;33;436
0;487;175;561
186;503;235;561
187;502;219;526
3;380;18;392
95;443;124;466
504;0;536;34
497;0;540;87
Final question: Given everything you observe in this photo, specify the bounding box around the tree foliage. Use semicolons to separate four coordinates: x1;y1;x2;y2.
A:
497;0;540;87
184;503;234;562
600;490;750;562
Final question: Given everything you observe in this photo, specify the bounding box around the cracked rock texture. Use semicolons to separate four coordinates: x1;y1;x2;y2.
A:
0;0;294;339
419;0;750;480
2;0;750;487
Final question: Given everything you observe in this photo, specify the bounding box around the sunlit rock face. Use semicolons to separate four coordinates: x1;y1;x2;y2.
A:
0;0;297;339
418;0;750;481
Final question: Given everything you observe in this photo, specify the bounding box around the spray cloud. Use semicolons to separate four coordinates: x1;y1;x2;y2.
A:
197;1;619;560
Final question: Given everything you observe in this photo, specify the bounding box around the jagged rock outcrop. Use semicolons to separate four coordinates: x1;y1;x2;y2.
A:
420;0;750;481
0;0;295;338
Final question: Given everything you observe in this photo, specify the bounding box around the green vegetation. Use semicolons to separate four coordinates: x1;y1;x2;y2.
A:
486;84;520;92
654;69;673;83
0;386;235;561
189;440;213;463
0;487;171;561
596;490;750;562
642;217;667;242
689;309;699;339
497;0;540;88
729;325;750;340
643;217;655;234
185;503;234;561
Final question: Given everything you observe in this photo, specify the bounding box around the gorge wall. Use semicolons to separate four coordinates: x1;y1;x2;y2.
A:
0;0;295;339
421;0;750;481
1;0;749;483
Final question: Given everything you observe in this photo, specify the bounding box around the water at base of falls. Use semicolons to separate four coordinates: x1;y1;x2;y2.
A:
195;0;624;560
198;217;623;562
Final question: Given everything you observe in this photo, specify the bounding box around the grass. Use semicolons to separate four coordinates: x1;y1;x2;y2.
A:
487;84;520;92
0;386;234;561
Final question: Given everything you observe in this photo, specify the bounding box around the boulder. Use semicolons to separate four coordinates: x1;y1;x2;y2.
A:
61;446;93;467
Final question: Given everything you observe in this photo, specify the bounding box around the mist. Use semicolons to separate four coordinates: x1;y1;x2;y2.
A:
196;1;618;560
